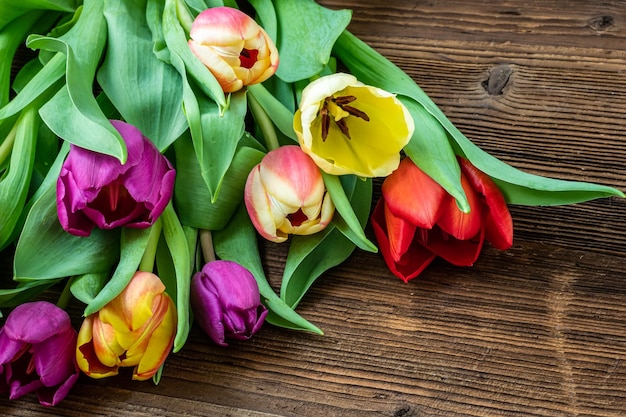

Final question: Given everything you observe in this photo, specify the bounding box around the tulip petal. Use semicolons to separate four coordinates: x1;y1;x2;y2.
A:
436;174;483;241
244;164;285;242
371;200;436;282
459;157;513;250
2;302;72;345
36;371;79;407
382;158;447;229
383;202;416;262
133;295;176;381
423;226;485;267
32;328;77;388
76;316;120;379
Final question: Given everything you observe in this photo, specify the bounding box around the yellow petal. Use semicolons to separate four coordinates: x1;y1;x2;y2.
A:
295;73;414;177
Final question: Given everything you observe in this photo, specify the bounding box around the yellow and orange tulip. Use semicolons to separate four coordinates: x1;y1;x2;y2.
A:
76;271;177;381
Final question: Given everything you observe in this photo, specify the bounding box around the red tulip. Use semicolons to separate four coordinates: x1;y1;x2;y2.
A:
372;157;513;282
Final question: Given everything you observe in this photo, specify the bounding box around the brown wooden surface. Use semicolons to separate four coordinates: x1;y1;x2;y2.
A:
2;1;626;416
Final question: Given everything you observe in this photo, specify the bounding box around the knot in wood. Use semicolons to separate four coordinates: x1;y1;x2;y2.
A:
588;15;615;32
483;64;513;96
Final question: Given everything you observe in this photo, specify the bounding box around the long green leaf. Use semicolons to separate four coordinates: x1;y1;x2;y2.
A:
0;107;38;249
29;0;127;162
160;203;192;352
70;272;109;305
322;172;376;252
84;226;153;316
247;83;297;141
213;203;322;334
0;278;63;308
98;0;187;151
273;0;351;82
0;0;76;31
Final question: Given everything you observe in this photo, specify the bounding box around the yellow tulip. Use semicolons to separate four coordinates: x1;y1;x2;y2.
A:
76;271;177;381
188;7;279;93
294;73;414;177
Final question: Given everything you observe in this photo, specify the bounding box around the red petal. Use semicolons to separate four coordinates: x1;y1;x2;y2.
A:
383;202;416;262
372;200;436;282
381;158;446;229
436;174;482;240
459;158;513;250
423;226;485;266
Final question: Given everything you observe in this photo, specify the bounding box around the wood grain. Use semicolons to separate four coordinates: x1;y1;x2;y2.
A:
2;1;626;416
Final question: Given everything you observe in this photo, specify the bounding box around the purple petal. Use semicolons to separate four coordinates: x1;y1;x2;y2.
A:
36;371;79;407
33;327;78;388
3;302;72;345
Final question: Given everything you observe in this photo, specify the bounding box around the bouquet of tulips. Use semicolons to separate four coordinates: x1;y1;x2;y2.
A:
0;0;622;407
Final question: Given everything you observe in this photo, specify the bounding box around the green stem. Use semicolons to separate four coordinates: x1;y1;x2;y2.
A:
56;277;74;309
138;219;163;272
175;0;194;34
0;119;18;166
248;89;280;151
199;229;216;263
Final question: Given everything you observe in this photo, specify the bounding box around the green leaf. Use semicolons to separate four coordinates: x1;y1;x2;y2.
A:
29;0;127;162
14;184;120;280
400;97;468;212
334;30;624;205
247;83;297;141
0;0;76;31
98;0;187;152
160;203;193;352
162;0;226;108
273;0;351;82
213;203;323;334
174;132;265;230
450;137;625;205
84;226;153;316
194;90;247;201
281;175;372;308
322;172;376;252
249;0;277;41
69;272;109;304
0;107;38;250
0;11;42;107
0;279;63;308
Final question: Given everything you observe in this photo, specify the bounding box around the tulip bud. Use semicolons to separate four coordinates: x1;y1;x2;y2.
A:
56;120;176;237
0;301;79;406
76;271;177;381
294;73;414;177
188;7;279;93
190;260;268;347
244;145;335;243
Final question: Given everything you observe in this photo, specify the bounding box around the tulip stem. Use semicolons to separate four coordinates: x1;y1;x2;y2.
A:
56;277;74;310
248;89;281;151
139;219;163;273
199;229;216;263
0;119;18;167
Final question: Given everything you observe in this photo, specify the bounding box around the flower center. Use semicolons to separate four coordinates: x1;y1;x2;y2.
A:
239;48;259;69
319;95;370;141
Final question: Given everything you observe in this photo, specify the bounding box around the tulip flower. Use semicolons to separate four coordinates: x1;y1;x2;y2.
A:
76;271;177;381
294;73;414;177
244;145;335;243
57;120;176;237
0;301;79;406
191;260;268;346
372;157;513;282
188;7;279;93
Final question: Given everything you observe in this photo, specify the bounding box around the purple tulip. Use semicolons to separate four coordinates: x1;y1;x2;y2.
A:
191;260;268;346
0;301;79;406
56;120;176;237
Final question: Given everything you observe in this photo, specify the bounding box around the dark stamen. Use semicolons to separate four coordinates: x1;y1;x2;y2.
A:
342;105;370;121
335;119;351;139
318;95;369;141
332;95;356;105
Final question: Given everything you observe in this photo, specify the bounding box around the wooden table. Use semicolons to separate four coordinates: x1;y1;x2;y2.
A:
2;1;626;415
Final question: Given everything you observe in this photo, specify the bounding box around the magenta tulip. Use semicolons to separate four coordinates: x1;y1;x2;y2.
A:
0;301;79;406
56;120;176;237
372;157;513;282
191;260;268;346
